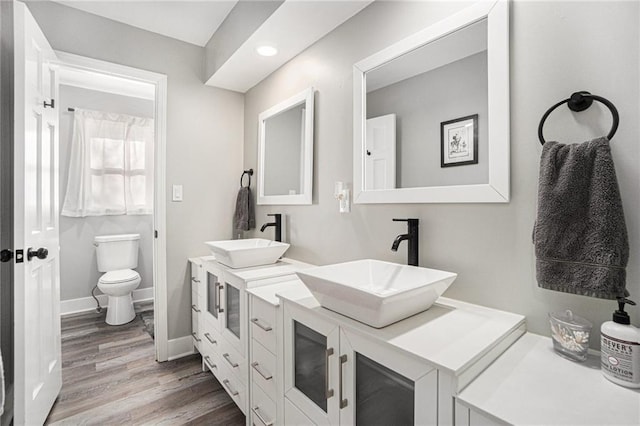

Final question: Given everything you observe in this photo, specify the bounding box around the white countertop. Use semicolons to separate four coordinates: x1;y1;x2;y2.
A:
279;286;526;377
246;277;312;306
457;332;640;426
213;257;315;284
188;255;215;265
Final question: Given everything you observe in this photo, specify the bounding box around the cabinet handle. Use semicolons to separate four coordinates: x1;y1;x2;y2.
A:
204;332;217;345
223;379;239;396
251;361;273;380
191;304;201;313
339;354;348;409
325;347;334;399
191;277;200;283
252;406;274;426
217;283;224;313
191;332;201;342
251;317;273;332
203;355;216;370
223;353;239;368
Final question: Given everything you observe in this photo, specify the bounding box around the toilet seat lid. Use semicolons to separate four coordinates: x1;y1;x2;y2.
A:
100;269;140;284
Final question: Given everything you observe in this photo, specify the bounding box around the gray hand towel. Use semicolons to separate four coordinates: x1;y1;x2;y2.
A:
534;137;629;299
233;187;255;231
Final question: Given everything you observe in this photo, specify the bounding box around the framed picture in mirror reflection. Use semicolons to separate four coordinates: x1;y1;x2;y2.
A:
441;114;478;167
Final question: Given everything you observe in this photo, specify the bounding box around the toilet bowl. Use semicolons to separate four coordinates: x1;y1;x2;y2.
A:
94;233;142;326
97;269;141;325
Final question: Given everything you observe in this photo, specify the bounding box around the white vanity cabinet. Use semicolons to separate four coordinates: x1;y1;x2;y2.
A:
195;257;314;417
454;333;640;426
283;299;438;425
247;277;314;426
280;292;526;426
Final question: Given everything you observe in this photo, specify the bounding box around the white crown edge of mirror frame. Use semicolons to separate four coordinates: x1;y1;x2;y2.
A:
257;86;315;205
352;0;510;204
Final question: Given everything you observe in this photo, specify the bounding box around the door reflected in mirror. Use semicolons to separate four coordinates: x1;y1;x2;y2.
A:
365;19;488;190
258;87;314;205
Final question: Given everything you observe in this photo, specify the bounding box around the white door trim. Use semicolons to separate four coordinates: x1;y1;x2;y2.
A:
51;51;170;362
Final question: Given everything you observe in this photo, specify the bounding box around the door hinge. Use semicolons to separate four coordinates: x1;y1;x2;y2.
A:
15;249;24;263
154;230;158;238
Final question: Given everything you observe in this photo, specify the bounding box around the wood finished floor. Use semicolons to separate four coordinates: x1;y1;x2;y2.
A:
46;303;245;425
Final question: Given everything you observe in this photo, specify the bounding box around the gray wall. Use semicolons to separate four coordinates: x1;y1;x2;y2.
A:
367;52;488;188
264;104;303;195
58;85;154;301
27;1;245;340
245;0;640;347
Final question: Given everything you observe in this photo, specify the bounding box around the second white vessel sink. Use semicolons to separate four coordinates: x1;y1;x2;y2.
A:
296;259;457;328
205;238;290;269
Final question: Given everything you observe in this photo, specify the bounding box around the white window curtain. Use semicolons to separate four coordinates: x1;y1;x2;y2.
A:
62;108;154;217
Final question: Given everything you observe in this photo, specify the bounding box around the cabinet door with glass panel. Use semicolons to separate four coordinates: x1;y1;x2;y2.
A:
202;261;224;333
284;302;340;425
339;329;437;426
283;301;438;425
219;273;245;356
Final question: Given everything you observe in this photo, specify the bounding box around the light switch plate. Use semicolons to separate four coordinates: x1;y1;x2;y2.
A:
172;184;183;202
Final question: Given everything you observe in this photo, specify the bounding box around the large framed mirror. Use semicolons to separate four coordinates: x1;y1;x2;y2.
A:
258;87;314;205
353;0;509;204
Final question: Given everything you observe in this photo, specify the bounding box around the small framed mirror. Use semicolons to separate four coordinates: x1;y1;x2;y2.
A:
353;0;509;204
258;87;314;205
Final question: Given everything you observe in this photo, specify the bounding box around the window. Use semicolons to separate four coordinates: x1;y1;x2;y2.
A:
62;109;154;217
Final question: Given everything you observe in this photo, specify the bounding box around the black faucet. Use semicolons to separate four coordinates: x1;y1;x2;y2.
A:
260;213;282;242
391;218;419;266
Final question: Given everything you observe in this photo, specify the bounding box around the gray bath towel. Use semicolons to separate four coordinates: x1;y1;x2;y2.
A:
233;187;255;231
534;137;628;299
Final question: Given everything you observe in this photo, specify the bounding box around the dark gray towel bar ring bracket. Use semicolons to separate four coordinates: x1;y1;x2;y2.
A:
538;91;619;145
241;169;253;188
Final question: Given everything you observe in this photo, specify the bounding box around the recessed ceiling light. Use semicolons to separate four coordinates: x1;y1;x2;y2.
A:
256;45;278;57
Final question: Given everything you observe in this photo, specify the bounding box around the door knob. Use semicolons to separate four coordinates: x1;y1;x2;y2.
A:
27;247;48;261
0;249;13;263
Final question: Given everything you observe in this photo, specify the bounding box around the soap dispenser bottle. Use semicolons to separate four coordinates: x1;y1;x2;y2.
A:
601;298;640;388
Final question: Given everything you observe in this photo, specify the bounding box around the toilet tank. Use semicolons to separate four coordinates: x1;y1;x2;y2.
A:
94;234;140;272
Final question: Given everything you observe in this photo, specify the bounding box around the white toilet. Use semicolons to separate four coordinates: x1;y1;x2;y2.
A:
94;233;142;325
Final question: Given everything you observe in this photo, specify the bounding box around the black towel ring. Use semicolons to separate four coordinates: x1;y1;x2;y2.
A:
538;91;619;145
240;169;253;188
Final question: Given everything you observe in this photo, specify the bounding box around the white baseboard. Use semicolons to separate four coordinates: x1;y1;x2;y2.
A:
60;286;154;315
167;335;196;361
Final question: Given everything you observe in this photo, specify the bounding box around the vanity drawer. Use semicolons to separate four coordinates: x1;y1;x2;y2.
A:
191;310;200;351
251;297;277;354
219;334;247;384
250;340;276;397
190;262;202;294
251;381;276;426
219;360;247;415
202;348;220;379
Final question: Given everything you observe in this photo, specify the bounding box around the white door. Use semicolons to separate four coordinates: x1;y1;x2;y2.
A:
13;3;61;425
365;114;396;190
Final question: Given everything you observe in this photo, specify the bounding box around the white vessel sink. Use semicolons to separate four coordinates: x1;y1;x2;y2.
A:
296;259;457;328
205;238;290;269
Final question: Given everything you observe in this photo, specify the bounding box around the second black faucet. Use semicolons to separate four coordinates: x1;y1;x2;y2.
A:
391;218;419;266
260;213;282;242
